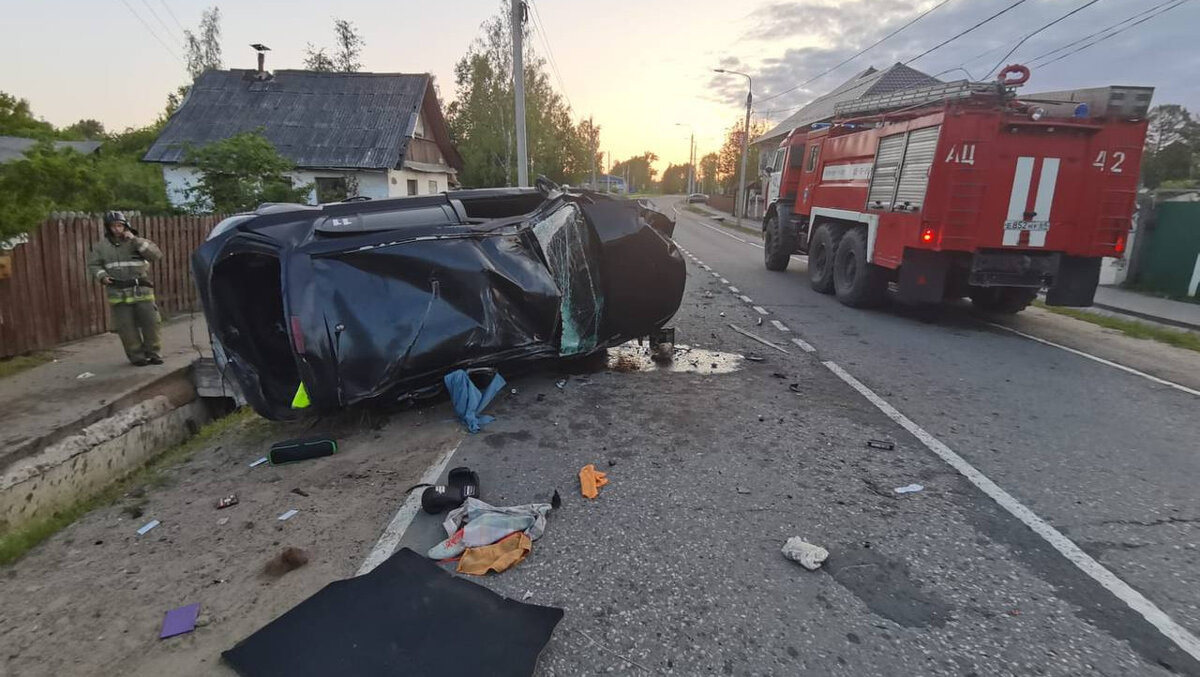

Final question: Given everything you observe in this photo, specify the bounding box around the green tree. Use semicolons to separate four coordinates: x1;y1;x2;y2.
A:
1142;105;1197;189
0;92;56;139
184;7;223;80
181;131;310;213
61;119;106;140
717;118;768;194
610;152;659;193
446;2;595;188
698;152;719;194
660;163;690;194
304;18;365;72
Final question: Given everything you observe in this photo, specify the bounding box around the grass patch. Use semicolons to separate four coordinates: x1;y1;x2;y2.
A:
0;352;54;380
1034;300;1200;353
0;407;260;566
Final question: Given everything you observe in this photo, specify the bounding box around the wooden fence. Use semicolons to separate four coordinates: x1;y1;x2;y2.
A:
0;214;222;359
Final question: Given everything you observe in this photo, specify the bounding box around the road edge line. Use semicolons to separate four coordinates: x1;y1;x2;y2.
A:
821;359;1200;663
987;322;1200;398
357;439;462;575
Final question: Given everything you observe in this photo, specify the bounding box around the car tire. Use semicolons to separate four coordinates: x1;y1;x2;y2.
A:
763;213;795;272
808;224;840;294
969;287;1037;314
833;227;887;308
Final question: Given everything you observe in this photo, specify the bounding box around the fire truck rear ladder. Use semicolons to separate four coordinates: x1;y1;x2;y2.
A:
834;80;999;118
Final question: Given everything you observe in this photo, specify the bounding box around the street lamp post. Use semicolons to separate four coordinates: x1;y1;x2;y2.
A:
714;68;752;219
674;123;695;195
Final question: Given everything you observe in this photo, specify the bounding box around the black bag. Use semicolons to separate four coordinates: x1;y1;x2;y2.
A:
269;436;338;465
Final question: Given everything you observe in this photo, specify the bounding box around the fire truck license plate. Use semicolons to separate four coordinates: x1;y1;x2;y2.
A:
1003;220;1050;232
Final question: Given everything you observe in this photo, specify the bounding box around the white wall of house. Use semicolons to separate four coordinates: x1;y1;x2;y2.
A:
162;165;396;209
386;168;453;197
162;165;203;209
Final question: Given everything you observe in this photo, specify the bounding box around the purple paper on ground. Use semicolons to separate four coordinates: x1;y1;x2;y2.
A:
160;603;200;639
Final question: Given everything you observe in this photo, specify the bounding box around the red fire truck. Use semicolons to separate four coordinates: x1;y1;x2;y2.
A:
759;66;1153;312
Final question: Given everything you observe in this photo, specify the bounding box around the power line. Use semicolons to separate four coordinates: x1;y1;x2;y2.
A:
528;0;573;111
1027;0;1182;65
139;0;184;48
117;0;185;65
984;0;1101;77
904;0;1031;65
157;0;188;34
757;0;956;104
1035;0;1190;68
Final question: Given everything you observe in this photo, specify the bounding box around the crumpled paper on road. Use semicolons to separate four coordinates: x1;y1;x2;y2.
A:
781;537;829;571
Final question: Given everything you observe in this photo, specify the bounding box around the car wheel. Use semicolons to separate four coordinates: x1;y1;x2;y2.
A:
808;224;839;294
763;214;795;271
832;227;887;307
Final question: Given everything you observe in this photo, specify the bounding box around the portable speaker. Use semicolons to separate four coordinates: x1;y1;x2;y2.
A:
269;436;338;465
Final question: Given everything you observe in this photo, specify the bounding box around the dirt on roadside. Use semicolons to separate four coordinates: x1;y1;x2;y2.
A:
0;407;462;677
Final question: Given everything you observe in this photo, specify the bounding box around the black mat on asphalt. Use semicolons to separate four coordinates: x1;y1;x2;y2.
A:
222;547;564;677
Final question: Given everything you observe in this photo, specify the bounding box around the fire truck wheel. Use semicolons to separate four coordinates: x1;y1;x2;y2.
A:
968;287;1037;314
763;214;795;271
809;224;839;293
833;227;887;308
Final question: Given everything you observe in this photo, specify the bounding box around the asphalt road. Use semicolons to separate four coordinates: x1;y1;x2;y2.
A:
650;196;1200;674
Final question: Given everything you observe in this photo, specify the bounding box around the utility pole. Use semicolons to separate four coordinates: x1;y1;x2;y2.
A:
590;116;597;190
512;0;529;187
714;68;752;218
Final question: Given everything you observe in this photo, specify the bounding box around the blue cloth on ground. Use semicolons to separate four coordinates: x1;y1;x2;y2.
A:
444;370;507;433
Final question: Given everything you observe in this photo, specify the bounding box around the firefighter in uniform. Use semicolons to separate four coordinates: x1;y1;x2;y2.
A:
86;211;164;366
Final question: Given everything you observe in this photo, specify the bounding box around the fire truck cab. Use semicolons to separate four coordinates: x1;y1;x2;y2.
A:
760;67;1153;313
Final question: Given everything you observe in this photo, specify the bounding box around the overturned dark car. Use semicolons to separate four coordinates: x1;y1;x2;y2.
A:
193;185;685;420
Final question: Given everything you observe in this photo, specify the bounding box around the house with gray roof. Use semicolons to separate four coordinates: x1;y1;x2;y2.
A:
0;136;102;164
143;67;463;208
754;63;941;151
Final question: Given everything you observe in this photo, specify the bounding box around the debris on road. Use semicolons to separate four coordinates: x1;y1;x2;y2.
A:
194;187;684;420
745;354;766;363
418;466;481;514
736;486;752;495
159;603;200;639
782;538;830;571
444;370;506;433
788;383;803;393
458;532;532;576
555;379;567;390
248;456;268;468
262;547;310;577
728;324;790;355
136;519;160;536
222;549;563;677
551;490;562;509
522;591;534;601
894;484;924;494
216;494;239;509
277;509;299;521
269;436;337;464
75;371;95;380
579;464;609;499
867;439;896;450
290;488;310;498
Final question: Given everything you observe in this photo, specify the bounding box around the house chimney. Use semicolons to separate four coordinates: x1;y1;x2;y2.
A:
250;44;271;77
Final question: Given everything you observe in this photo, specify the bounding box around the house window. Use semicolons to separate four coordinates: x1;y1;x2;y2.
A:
428;179;439;194
407;179;418;196
806;145;820;172
316;177;349;203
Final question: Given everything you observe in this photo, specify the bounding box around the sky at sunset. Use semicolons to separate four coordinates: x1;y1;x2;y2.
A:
2;0;1196;173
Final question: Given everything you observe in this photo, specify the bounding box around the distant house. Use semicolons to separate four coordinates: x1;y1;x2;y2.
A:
143;67;463;208
0;136;102;163
753;63;941;152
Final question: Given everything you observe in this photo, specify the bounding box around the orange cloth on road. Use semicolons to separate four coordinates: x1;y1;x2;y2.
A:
579;464;609;499
457;532;532;576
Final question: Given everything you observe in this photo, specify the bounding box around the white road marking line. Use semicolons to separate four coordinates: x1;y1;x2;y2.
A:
720;277;730;284
739;295;753;304
987;322;1200;398
771;319;790;332
790;337;816;353
729;286;740;294
711;272;721;278
358;440;462;575
821;360;1200;663
753;305;769;315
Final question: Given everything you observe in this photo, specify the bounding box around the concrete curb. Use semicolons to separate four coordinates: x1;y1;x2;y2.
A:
1089;303;1200;333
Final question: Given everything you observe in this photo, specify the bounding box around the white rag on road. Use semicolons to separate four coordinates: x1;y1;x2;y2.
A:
443;498;552;546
